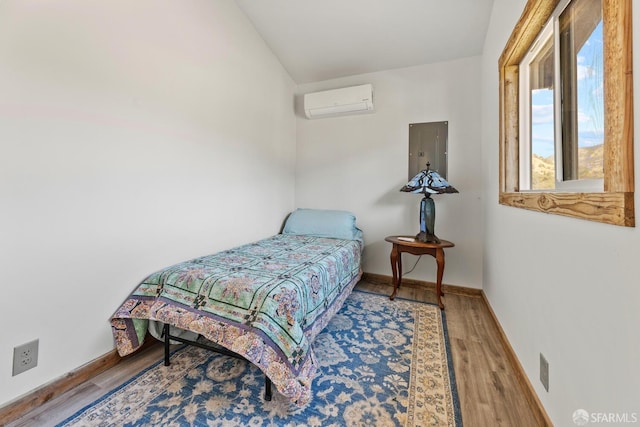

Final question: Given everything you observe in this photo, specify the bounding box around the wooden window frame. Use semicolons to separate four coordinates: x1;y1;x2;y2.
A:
499;0;635;227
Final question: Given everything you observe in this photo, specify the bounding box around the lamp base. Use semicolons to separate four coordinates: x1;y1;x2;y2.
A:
415;231;441;244
417;195;440;243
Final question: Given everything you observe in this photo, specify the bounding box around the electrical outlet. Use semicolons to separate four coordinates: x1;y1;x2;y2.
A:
13;339;39;376
540;352;549;392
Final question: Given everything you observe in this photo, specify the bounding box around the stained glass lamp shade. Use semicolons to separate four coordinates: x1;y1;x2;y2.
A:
400;163;458;243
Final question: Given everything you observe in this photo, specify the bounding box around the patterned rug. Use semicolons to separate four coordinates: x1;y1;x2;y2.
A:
58;291;462;426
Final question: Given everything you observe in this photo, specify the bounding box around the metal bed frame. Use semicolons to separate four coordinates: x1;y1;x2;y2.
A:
162;323;273;401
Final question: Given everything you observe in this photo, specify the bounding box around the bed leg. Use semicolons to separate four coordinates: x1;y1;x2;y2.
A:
264;377;272;401
163;323;171;366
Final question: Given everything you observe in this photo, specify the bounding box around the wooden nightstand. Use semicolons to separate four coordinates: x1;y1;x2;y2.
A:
385;235;455;309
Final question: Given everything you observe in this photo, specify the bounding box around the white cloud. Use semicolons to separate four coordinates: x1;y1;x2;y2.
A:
577;111;591;123
577;64;595;80
532;104;554;124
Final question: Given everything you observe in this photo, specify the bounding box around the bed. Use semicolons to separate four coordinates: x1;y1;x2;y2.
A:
110;209;363;406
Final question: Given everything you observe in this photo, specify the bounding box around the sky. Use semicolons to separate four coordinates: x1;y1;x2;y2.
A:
530;21;604;159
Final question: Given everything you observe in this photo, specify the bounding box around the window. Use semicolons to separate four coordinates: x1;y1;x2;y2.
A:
499;0;634;227
521;0;604;191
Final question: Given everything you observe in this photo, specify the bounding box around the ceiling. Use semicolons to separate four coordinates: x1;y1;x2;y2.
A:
235;0;495;84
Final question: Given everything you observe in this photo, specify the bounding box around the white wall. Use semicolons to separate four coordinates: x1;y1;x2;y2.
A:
0;0;296;406
295;58;484;289
482;1;640;425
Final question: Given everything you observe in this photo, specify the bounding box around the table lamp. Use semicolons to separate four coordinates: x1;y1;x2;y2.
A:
400;163;458;243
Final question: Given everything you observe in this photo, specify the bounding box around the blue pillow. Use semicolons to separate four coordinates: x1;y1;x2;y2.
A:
283;209;362;241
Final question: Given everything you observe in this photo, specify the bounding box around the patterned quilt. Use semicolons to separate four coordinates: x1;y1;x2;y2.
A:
111;234;362;405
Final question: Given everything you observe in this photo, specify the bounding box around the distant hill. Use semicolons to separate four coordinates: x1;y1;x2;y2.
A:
531;144;603;189
532;153;555;189
578;144;604;179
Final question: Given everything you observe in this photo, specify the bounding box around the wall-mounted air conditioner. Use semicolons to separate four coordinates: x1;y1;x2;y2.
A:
304;84;374;119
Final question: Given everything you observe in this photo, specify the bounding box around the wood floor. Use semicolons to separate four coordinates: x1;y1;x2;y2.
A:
7;280;541;427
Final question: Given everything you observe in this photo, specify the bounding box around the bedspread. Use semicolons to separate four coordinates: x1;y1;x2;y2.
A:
111;234;362;405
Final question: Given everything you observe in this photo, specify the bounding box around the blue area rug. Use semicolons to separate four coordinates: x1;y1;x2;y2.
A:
58;290;462;426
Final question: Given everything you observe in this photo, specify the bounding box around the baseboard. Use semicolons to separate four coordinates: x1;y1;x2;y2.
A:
480;292;554;427
0;337;157;426
361;272;483;297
